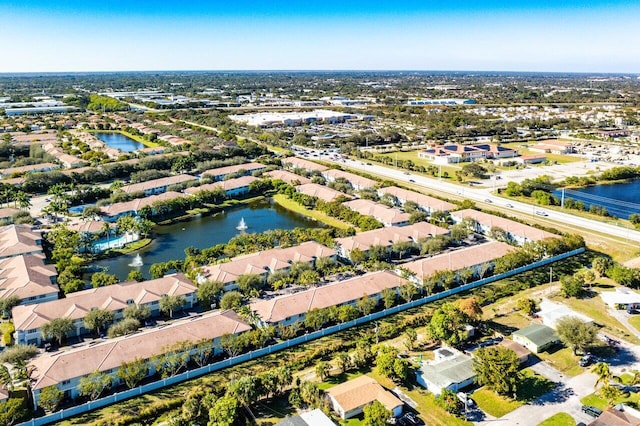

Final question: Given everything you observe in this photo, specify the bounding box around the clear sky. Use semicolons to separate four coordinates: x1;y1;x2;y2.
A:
1;0;639;73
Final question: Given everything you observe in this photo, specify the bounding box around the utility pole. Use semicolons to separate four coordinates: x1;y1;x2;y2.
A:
550;266;553;284
561;188;565;209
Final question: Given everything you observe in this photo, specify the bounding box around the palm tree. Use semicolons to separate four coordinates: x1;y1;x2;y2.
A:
15;191;31;211
592;362;615;388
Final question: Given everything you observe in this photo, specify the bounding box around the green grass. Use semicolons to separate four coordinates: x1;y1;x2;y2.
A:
378;150;462;177
108;238;152;256
628;316;640;332
500;142;581;164
580;393;608;410
272;194;353;230
537;412;575;426
551;295;640;344
537;347;583;377
581;389;640;411
472;369;554;418
473;388;523;417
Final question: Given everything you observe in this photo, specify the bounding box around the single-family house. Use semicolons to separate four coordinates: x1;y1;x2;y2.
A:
416;348;475;396
538;299;593;330
499;339;531;365
325;375;403;419
276;409;336;426
588;405;640;426
600;287;640;310
512;324;559;353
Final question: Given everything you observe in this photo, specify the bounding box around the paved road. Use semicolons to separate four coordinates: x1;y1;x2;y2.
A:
316;154;640;243
474;360;597;426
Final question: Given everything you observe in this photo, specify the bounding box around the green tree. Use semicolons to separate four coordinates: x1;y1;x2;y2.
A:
123;304;151;321
349;247;366;265
83;308;115;336
126;270;145;282
78;370;113;400
159;294;187;318
516;298;538;316
0;296;20;318
435;388;461;415
42;317;74;346
473;346;521;396
363;400;391;426
38;386;64;413
592;362;615;389
236;273;264;296
381;288;396;309
560;274;584;298
428;303;469;345
315;361;332;381
0;345;38;364
219;291;244;310
304;308;328;331
404;328;418;351
556;316;598;355
357;295;377;316
208;394;238;426
197;280;224;310
0;398;26;425
116;358;147;388
90;271;119;288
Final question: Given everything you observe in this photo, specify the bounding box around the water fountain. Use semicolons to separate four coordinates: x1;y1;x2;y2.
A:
236;217;248;231
129;253;143;267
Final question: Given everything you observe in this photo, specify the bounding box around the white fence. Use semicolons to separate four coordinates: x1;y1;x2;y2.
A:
19;247;584;426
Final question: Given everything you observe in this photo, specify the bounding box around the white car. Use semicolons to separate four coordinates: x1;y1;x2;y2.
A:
535;210;548;216
505;203;514;208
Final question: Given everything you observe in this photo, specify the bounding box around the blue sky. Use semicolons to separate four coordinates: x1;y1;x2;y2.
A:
1;1;639;73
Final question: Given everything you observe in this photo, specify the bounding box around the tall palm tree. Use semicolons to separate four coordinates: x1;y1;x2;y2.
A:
15;191;31;211
592;362;615;388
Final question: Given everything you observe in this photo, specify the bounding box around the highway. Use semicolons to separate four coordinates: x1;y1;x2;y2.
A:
309;152;640;244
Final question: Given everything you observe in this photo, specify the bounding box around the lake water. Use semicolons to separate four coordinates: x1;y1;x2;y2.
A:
95;132;144;152
89;199;322;280
556;180;640;219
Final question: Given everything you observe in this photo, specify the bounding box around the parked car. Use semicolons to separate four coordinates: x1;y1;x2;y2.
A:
579;354;596;367
401;412;424;425
582;405;603;417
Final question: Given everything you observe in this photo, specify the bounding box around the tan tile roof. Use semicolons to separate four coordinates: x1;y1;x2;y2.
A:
451;209;558;242
30;309;251;391
67;220;110;234
322;169;377;189
326;375;403;413
202;162;265;179
184;176;257;195
296;183;351;202
0;254;58;301
250;271;407;324
12;273;196;332
378;186;456;212
200;241;336;286
0;163;58;176
264;170;312;185
0;224;43;258
335;222;448;253
402;241;516;280
120;174;197;194
283;157;328;172
100;191;187;217
342;199;411;225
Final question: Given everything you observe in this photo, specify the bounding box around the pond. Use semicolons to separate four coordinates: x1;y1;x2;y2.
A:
556;180;640;219
95;132;145;152
89;199;322;280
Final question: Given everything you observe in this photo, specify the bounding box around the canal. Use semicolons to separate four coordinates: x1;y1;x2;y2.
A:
90;199;322;280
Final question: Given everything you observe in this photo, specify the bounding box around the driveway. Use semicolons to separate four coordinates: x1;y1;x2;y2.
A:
474;360;597;426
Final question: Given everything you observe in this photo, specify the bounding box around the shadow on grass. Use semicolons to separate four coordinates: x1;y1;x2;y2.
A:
516;373;557;402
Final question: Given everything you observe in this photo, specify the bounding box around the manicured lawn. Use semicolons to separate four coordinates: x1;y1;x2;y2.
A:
552;295;640;344
473;369;554;418
628;315;640;332
108;238;152;256
272;194;353;230
500;142;581;164
537;347;583;377
537;412;575;426
581;389;640;411
473;388;523;418
378;150;462;178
